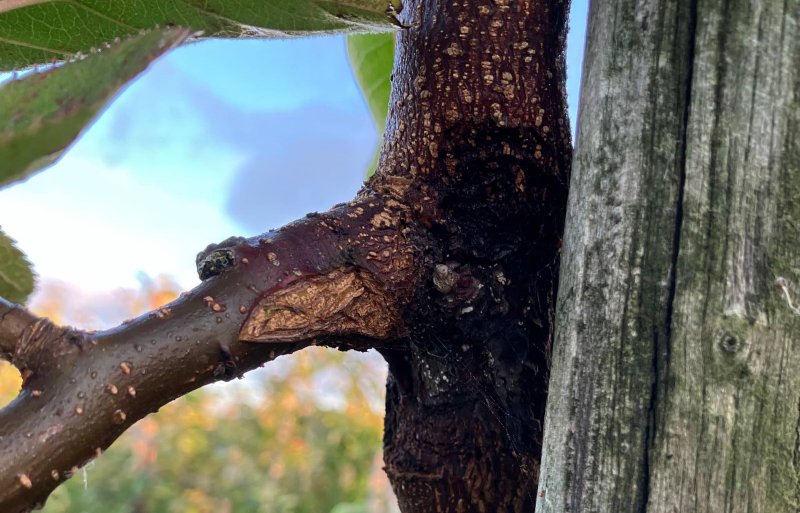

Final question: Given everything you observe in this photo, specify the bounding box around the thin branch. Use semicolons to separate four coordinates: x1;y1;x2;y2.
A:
0;192;422;513
0;298;37;361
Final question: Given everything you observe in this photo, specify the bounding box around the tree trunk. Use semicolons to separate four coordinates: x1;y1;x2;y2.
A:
0;1;573;511
5;0;795;512
376;1;570;511
538;0;800;511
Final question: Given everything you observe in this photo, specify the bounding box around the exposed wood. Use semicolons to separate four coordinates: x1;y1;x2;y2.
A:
0;196;422;513
538;0;800;511
0;0;575;509
240;268;403;342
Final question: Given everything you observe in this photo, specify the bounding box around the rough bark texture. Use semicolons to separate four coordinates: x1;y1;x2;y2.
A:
0;1;572;511
375;0;571;511
0;196;424;512
537;0;800;512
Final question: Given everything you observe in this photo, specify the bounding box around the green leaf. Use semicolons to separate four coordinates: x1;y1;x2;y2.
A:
0;27;189;187
347;32;394;132
0;227;34;304
0;0;396;71
347;32;393;177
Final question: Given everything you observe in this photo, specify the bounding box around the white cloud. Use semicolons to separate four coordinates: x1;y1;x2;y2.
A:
0;153;243;293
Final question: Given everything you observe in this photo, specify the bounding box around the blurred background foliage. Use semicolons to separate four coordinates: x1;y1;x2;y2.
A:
0;27;399;512
0;277;397;513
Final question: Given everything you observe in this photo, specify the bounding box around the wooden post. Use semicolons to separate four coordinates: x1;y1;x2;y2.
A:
538;0;800;511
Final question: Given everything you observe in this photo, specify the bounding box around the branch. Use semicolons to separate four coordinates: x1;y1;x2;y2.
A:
0;190;422;513
0;298;37;361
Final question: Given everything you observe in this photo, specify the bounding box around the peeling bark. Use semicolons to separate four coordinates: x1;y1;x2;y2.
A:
240;268;404;342
0;0;575;511
0;195;425;512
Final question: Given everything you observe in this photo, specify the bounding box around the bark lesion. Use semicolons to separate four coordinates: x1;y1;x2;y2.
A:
240;267;403;342
0;0;575;509
0;192;425;513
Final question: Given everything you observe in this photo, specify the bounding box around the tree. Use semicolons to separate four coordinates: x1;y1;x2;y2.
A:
0;1;798;513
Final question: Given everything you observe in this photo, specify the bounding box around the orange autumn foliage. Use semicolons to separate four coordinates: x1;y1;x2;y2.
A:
0;276;396;513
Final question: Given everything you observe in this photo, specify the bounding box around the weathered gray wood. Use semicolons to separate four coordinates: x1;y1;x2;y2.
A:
538;0;800;512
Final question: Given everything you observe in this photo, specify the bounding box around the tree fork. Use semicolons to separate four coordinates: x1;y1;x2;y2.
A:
0;0;572;510
374;0;571;511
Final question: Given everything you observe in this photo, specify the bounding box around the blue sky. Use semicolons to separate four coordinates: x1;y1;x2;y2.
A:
0;2;588;323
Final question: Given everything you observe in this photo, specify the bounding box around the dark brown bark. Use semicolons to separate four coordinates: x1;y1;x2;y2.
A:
0;1;571;511
0;195;424;512
374;0;571;511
